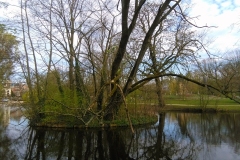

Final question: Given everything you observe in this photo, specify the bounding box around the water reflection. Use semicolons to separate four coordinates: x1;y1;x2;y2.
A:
1;106;240;160
0;105;10;126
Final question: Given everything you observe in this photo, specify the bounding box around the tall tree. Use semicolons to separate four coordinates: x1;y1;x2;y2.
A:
104;0;182;120
0;24;18;81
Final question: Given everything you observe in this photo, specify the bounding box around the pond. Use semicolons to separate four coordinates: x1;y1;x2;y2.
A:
0;104;240;160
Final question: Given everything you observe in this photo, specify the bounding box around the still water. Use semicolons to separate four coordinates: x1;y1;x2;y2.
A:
0;105;240;160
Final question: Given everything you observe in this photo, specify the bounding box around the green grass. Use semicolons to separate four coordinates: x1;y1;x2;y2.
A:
165;95;239;105
163;95;240;112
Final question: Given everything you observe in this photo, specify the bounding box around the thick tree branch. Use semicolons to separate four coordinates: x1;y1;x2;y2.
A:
129;73;240;104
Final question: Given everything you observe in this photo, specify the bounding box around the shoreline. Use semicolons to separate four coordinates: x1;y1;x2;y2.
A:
160;104;240;113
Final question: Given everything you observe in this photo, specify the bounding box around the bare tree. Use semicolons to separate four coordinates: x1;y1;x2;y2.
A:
131;2;204;107
196;50;240;103
103;0;183;120
15;0;240;126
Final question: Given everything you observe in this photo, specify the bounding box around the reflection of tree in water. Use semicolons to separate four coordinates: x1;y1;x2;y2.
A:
0;107;18;160
171;113;240;156
176;113;194;141
106;131;135;160
6;113;240;159
200;113;240;153
0;106;10;127
189;114;239;144
132;113;199;160
24;128;135;160
23;115;200;159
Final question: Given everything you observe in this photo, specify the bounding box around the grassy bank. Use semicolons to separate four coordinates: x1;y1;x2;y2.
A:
127;94;240;112
29;95;240;128
163;95;240;112
162;104;240;112
165;95;238;104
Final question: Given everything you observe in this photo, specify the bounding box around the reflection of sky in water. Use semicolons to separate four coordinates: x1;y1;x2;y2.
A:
5;116;29;159
198;144;240;160
6;116;28;140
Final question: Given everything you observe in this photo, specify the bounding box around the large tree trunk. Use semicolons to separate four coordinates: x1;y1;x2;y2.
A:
104;90;123;120
97;79;104;111
75;59;89;107
155;78;165;108
69;54;75;104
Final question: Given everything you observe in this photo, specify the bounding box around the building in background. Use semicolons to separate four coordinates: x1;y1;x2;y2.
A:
2;80;28;100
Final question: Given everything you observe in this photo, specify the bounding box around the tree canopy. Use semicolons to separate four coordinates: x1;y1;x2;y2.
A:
0;24;18;81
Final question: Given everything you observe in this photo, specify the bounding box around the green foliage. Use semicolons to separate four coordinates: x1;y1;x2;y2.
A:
22;92;30;102
0;24;18;80
0;83;4;97
21;90;40;104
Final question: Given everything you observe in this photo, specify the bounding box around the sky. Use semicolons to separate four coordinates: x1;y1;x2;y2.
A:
190;0;240;54
1;0;240;55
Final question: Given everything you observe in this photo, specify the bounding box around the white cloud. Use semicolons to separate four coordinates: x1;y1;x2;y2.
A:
234;0;240;7
0;0;20;19
190;0;240;53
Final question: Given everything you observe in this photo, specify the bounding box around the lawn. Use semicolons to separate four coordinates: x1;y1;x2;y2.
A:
164;95;240;112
